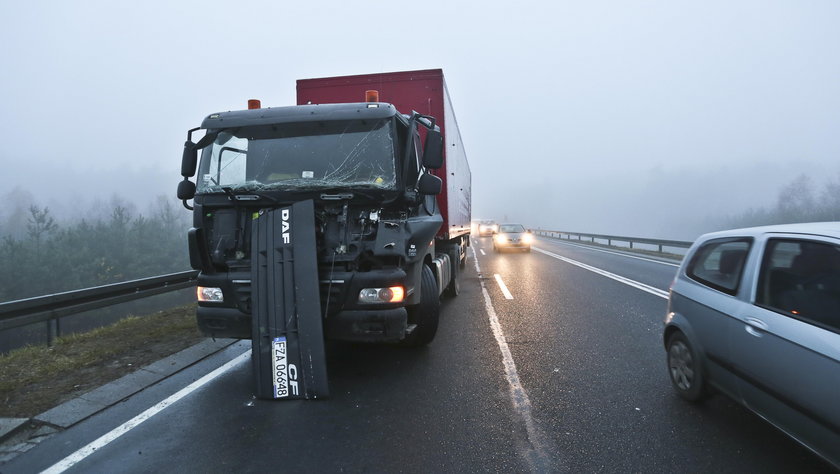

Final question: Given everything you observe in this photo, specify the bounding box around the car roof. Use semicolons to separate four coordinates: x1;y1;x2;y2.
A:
698;221;840;241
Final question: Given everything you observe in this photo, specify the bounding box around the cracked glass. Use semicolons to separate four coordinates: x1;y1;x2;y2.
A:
196;118;397;194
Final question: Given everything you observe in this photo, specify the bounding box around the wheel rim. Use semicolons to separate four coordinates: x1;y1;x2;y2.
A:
668;341;694;391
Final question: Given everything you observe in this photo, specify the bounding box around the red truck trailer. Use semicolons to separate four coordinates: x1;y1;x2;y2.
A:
297;69;472;244
178;69;471;398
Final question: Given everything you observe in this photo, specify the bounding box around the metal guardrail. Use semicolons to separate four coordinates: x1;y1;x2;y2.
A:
535;230;693;254
0;270;199;344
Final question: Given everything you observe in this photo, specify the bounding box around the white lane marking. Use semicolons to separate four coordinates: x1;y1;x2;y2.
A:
480;248;486;256
533;247;669;299
472;247;552;472
540;238;681;267
43;350;252;474
494;274;514;299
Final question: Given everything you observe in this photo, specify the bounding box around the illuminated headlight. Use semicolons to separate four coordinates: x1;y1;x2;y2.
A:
522;233;534;244
197;286;224;303
494;234;506;243
359;286;404;304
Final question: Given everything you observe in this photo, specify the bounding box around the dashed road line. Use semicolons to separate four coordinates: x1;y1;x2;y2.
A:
494;274;514;299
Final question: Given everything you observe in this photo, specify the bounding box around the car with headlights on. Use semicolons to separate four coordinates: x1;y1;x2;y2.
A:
492;224;533;252
663;222;840;468
478;220;498;237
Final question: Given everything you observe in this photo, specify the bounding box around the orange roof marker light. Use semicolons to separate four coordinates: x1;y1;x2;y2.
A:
365;90;379;102
248;99;261;110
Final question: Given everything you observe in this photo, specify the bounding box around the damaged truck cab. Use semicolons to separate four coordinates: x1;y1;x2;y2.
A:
177;70;471;347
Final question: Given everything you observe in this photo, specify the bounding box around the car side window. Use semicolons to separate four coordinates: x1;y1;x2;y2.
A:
756;238;840;332
686;238;752;295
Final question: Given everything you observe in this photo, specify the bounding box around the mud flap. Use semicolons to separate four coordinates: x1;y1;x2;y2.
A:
251;200;329;400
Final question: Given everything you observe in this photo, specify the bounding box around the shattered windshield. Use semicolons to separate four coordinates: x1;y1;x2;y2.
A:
196;118;397;194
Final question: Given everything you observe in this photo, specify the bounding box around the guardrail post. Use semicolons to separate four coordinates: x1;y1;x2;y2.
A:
629;242;634;249
46;317;58;346
659;244;663;253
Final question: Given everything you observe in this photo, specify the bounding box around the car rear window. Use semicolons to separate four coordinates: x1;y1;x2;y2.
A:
756;238;840;332
686;238;752;296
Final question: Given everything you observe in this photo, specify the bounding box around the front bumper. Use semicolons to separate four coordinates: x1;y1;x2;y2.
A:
196;306;408;342
494;237;531;249
324;308;408;342
195;267;410;342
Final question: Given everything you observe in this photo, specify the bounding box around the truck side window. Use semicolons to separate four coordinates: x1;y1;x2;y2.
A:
686;238;752;296
198;134;248;191
756;239;840;331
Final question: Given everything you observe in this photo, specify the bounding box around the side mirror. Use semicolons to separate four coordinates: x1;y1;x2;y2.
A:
177;179;196;200
422;130;443;169
418;173;442;195
181;141;198;177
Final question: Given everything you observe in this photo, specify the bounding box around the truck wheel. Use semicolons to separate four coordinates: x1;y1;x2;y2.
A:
402;265;440;347
444;246;460;298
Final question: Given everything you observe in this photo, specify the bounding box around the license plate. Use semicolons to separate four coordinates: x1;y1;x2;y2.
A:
272;337;289;398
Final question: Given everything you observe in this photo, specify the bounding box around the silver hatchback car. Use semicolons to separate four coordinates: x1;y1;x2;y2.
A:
663;222;840;467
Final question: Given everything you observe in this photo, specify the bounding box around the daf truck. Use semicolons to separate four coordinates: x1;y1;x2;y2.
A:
177;69;471;354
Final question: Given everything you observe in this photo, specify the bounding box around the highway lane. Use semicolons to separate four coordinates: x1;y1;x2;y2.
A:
8;256;533;473
6;236;833;473
477;235;829;472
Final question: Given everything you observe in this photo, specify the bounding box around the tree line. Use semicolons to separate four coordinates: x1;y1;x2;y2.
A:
0;196;191;303
720;172;840;229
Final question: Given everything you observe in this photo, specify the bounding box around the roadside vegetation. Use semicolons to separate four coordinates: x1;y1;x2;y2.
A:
0;304;204;418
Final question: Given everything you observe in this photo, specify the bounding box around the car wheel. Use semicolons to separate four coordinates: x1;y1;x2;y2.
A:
402;265;440;347
666;332;707;402
525;246;531;253
444;246;460;298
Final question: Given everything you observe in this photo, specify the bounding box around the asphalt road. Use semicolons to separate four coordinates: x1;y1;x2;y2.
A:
5;236;834;473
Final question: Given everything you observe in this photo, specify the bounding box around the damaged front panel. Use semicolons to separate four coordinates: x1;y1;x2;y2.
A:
251;200;329;400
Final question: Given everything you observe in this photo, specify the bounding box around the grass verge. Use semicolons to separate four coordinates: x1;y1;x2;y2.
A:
0;304;206;418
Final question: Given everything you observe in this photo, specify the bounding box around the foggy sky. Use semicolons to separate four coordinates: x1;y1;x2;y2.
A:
2;1;838;240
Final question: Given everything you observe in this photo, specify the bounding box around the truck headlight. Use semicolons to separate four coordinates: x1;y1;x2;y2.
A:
359;286;404;304
197;286;224;303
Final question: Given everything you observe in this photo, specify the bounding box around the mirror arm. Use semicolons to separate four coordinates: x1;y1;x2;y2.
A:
414;114;436;130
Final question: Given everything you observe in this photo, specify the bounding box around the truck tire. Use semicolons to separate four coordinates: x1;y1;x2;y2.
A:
402;265;440;347
444;246;461;297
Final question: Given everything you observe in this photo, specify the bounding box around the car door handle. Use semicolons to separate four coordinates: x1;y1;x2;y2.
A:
744;317;768;337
